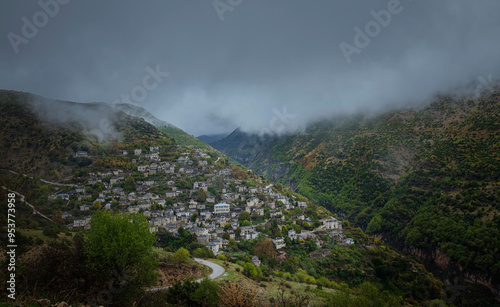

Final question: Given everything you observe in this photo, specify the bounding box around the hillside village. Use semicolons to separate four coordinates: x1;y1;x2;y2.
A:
52;145;351;256
0;91;468;305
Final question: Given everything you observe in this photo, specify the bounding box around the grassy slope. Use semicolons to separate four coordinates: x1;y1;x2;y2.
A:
158;126;214;151
208;258;337;306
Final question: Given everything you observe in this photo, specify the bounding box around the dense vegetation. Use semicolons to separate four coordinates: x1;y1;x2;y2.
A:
0;89;497;305
212;92;500;303
159;125;215;151
111;102;216;151
0;209;157;305
0;90;174;181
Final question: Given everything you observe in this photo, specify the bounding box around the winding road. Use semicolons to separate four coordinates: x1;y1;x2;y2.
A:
1;168;226;291
194;258;225;281
147;258;225;292
0;168;79;222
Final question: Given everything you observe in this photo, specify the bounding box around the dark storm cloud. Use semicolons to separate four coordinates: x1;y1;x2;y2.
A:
1;0;499;135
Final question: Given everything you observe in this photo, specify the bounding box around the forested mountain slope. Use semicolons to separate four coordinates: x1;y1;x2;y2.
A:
0;89;453;305
106;102;216;151
0;90;175;180
212;91;500;300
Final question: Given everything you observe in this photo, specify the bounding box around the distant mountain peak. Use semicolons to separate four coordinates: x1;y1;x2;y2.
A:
196;133;231;145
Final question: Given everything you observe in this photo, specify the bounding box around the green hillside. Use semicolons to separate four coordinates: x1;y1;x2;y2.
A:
158;125;214;151
0;90;174;181
212;91;500;303
0;90;455;306
112;102;216;151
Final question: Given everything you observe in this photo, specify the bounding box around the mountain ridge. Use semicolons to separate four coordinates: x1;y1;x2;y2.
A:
196;133;230;145
0;89;455;305
211;90;500;301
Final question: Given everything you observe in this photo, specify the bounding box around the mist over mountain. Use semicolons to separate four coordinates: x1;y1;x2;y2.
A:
2;1;500;135
27;92;124;142
3;88;469;306
197;134;231;145
112;103;178;129
210;89;500;302
3;0;500;305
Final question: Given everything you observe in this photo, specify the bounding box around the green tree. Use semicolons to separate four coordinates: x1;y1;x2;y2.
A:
123;176;136;193
191;211;199;223
91;202;102;210
239;211;251;221
84;211;157;302
283;255;300;273
217;254;228;262
193;279;221;307
304;239;317;252
166;280;200;306
197;189;207;202
192;247;215;258
174;247;190;263
253;238;277;260
42;225;61;238
166;279;220;307
241;220;251;227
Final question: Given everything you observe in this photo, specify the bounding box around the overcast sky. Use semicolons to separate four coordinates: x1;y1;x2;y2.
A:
1;0;499;136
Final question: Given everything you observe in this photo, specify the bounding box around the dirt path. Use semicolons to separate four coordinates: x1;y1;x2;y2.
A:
1;186;53;222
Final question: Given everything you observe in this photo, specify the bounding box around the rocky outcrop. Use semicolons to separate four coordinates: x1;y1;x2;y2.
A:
402;245;499;301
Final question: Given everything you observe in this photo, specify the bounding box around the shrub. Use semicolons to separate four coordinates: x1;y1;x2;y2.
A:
218;281;258;307
173;247;190;263
217;254;228;262
42;225;61;238
165;279;220;307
